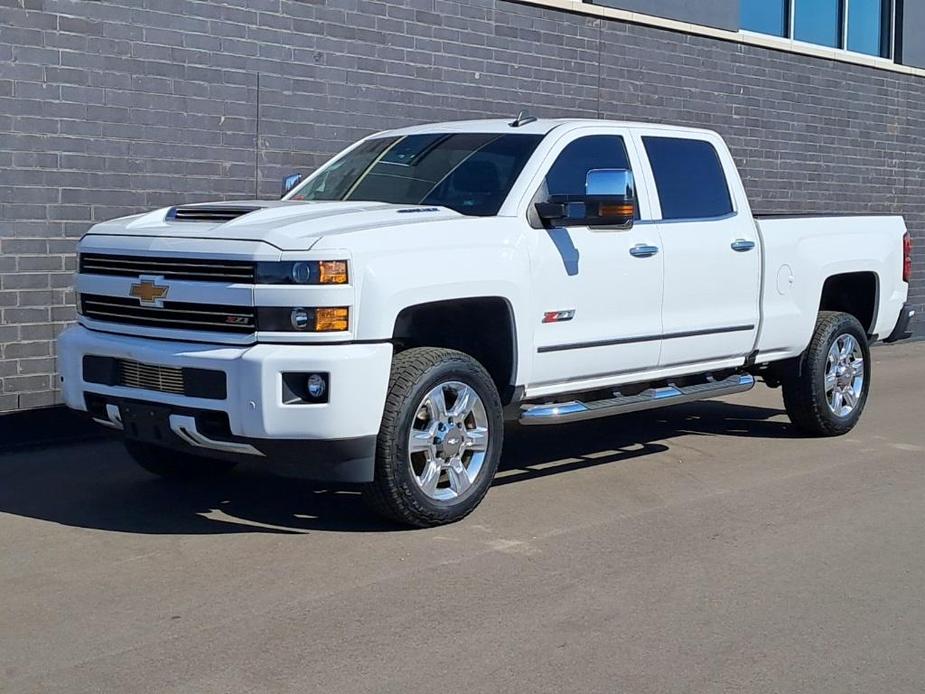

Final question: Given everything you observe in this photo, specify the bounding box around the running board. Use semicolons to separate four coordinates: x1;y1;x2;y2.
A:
519;374;755;426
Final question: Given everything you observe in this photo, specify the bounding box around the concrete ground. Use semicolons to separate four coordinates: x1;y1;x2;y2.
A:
1;343;923;694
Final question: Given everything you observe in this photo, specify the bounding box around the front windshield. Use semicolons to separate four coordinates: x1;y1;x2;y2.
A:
288;133;543;216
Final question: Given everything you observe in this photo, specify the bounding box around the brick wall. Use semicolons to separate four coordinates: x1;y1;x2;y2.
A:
1;0;922;413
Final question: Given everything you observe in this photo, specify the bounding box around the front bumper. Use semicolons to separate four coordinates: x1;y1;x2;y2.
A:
58;325;393;481
884;302;916;343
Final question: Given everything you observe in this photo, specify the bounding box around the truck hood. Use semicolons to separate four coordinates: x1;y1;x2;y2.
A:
84;200;464;251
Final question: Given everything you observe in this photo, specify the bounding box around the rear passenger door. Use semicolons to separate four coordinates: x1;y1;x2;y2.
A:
636;131;761;367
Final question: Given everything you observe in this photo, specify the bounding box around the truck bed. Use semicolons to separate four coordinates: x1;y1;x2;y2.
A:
753;214;908;362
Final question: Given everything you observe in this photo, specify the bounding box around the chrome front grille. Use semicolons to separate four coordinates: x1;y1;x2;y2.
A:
79;253;256;283
119;360;185;395
79;294;256;334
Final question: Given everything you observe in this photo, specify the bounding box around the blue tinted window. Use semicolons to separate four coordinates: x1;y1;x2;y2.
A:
643;137;733;221
848;0;889;56
794;0;841;47
741;0;788;36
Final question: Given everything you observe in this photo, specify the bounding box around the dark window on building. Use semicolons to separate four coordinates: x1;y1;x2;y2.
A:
741;0;788;37
740;1;892;58
545;135;632;198
643;137;733;221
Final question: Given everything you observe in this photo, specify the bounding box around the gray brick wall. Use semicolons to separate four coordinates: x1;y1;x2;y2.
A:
0;0;922;413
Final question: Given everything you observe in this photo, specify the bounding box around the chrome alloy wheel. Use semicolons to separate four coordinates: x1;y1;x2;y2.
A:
825;333;865;417
407;381;490;501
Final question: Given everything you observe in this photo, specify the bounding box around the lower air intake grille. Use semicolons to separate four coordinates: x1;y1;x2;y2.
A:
79;294;256;334
83;356;227;400
120;360;185;394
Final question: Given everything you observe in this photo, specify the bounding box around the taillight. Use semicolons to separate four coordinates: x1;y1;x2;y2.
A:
903;232;912;283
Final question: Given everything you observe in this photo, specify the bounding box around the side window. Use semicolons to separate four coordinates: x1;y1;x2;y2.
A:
642;137;733;221
545;135;632;198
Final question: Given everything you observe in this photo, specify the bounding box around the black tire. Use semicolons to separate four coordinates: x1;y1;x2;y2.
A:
363;347;504;528
124;440;238;479
781;311;871;437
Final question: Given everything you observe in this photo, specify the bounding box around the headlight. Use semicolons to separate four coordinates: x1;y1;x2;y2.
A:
255;260;348;285
256;307;349;332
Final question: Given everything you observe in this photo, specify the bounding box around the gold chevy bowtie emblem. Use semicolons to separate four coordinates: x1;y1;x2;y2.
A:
130;279;169;305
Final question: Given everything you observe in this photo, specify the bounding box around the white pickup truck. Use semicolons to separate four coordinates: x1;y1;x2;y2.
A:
58;117;915;526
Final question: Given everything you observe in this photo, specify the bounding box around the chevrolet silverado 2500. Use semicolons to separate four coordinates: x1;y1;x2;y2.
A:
58;117;916;526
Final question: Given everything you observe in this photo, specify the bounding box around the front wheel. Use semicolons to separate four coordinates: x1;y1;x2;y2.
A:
781;311;871;437
364;348;503;527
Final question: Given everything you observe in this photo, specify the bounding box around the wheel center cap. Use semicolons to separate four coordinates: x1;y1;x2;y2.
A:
438;433;463;457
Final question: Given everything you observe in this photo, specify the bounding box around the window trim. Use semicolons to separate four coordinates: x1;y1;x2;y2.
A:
635;212;740;226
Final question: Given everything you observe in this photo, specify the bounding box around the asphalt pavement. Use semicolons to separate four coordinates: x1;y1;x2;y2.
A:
1;342;923;693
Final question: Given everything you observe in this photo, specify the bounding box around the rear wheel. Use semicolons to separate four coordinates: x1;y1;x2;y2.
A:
124;440;238;479
364;348;503;527
781;311;871;436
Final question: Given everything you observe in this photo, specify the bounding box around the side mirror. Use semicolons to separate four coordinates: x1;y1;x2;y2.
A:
535;168;636;229
281;173;303;198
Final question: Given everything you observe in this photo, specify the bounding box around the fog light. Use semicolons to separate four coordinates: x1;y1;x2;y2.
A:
282;372;329;404
290;308;312;330
306;373;326;399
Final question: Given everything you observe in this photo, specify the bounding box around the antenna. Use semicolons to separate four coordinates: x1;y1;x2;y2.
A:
509;110;538;128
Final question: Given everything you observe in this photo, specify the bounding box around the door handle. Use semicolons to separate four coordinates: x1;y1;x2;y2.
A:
629;244;659;258
731;239;756;252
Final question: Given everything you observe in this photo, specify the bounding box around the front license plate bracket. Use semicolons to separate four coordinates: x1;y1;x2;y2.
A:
120;403;173;443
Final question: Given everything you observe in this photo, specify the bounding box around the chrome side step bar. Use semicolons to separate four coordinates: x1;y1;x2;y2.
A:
520;374;755;425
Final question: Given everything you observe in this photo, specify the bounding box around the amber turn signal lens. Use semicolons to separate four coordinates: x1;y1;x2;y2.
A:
315;307;349;332
599;204;635;217
318;260;348;284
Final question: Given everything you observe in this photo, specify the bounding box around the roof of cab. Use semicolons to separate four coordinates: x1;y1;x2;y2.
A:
373;118;720;138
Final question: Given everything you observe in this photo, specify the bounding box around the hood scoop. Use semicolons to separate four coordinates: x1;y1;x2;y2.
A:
166;205;263;223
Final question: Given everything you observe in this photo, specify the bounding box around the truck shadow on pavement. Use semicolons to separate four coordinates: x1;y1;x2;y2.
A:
0;401;798;535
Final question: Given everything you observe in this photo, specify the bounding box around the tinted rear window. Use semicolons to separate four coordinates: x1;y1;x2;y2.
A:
643;137;733;221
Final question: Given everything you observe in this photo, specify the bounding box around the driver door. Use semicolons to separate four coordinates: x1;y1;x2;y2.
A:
527;129;664;393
